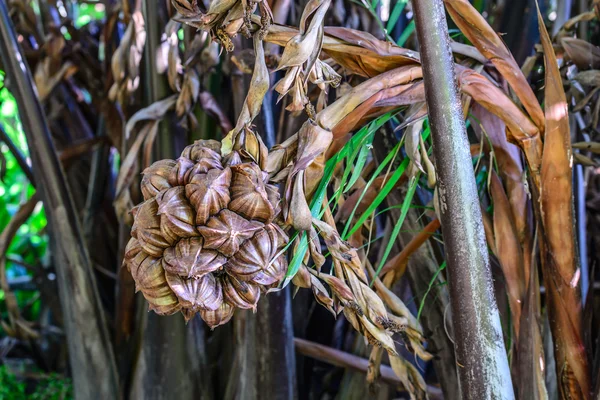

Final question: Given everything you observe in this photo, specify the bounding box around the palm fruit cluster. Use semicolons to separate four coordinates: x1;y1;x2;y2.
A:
122;139;288;328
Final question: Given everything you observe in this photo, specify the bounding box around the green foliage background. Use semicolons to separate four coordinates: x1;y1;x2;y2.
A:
0;3;106;397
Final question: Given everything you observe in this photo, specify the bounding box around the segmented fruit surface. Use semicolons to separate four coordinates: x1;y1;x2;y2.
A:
123;140;288;328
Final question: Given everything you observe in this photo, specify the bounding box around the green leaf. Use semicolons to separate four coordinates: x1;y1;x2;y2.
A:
417;261;447;320
283;112;398;284
340;140;402;239
321;112;398;216
386;0;408;33
345;157;409;239
396;20;415;47
371;173;420;284
344;132;374;193
282;232;307;287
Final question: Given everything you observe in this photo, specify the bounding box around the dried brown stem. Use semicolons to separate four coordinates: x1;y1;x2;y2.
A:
0;194;40;339
379;218;441;279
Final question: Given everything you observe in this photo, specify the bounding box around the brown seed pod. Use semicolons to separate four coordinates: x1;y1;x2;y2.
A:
123;139;288;328
141;159;176;200
229;163;274;222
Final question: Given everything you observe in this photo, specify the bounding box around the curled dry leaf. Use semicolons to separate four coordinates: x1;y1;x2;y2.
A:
114;96;177;223
489;172;524;339
561;37;600;70
287;170;313;231
443;0;545;131
405;118;425;179
389;354;428;400
223;34;270;154
172;0;273;51
274;0;339;113
109;10;146;106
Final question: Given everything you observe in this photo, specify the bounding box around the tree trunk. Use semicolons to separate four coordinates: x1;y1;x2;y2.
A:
0;1;119;398
413;0;514;396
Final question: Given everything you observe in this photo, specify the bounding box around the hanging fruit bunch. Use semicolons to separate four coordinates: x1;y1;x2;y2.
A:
122;138;288;328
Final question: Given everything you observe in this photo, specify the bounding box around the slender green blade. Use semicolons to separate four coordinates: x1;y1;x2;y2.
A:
283;232;308;286
386;0;408;33
345;157;409;239
344;131;374;193
341;126;430;239
342;111;396;194
396;20;415;46
371;173;420;284
340;140;403;239
417;261;447;320
283;112;400;285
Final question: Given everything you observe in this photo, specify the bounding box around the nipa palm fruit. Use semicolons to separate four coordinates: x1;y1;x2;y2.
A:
123;139;288;328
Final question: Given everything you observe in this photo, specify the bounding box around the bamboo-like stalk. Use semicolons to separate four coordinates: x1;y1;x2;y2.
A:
0;1;119;398
372;129;459;399
294;338;444;399
412;0;514;397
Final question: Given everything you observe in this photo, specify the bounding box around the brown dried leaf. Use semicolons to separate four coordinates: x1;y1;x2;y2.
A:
517;241;548;400
573;70;600;87
124;95;178;140
276;0;330;71
225;34;270;151
115;96;177;222
405;117;425;178
574;153;598;167
572;141;600;154
199;91;233;133
444;0;545;131
310;274;335;316
308;226;326;270
35;60;78;101
389;355;428;400
470;103;530;279
321;27;419;77
176;69;201;118
457;66;539;141
537;5;590;397
561;37;600;70
287;171;313;231
489;172;524;339
318;65;423;131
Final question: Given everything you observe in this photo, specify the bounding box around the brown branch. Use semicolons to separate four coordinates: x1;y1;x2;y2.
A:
0;194;40;339
380;218;441;279
294;338;443;398
295;337;400;385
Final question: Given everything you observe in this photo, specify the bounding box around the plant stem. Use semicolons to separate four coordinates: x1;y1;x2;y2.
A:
412;0;514;397
0;1;119;398
0;123;35;183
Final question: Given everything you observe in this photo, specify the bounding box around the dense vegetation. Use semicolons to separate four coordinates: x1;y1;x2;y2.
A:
0;0;598;399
